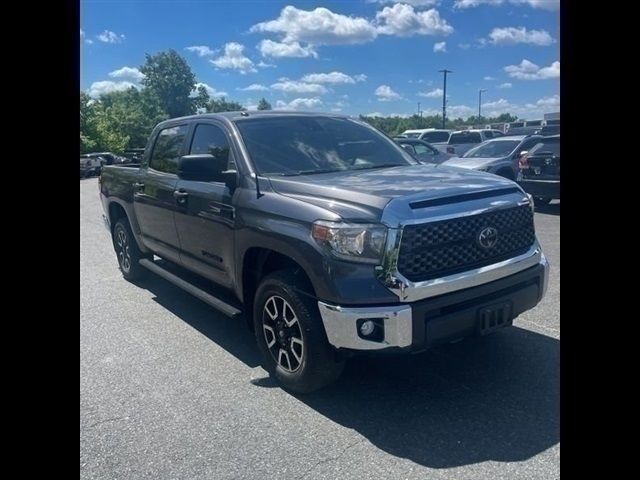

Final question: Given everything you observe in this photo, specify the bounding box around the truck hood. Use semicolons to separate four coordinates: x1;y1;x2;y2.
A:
442;156;506;170
267;164;517;222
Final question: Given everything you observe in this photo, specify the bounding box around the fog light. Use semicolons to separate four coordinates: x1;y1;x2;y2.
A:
359;320;376;336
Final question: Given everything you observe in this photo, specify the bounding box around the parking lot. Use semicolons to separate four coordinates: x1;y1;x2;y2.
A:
80;177;559;479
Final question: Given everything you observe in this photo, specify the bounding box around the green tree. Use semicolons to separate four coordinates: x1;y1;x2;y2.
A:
257;98;272;110
207;97;246;113
140;49;196;118
193;85;210;112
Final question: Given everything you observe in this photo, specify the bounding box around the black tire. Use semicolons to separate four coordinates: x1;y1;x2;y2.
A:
253;269;344;393
112;218;146;281
534;197;552;205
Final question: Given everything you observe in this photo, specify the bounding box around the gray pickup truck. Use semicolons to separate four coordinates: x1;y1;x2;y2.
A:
99;112;549;392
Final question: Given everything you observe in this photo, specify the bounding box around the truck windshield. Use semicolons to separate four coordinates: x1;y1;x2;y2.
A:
235;116;416;176
464;140;520;158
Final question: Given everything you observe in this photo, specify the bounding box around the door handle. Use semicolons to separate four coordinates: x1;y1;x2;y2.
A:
133;182;145;192
173;189;189;204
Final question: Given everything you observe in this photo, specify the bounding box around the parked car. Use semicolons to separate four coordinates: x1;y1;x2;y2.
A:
395;138;451;164
82;152;124;165
443;135;543;180
400;129;452;152
503;126;541;136
445;129;504;157
100;111;549;393
80;155;104;178
534;125;560;137
517;135;560;205
123;148;145;163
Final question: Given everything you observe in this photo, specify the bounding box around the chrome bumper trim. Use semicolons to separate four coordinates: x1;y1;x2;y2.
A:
317;302;413;350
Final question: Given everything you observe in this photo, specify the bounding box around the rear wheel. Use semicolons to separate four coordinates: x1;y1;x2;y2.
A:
253;270;344;393
112;218;146;281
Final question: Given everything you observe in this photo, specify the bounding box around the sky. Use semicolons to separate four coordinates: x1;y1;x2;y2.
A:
80;0;560;120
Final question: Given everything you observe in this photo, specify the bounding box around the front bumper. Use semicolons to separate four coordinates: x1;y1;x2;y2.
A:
318;254;549;352
518;179;560;199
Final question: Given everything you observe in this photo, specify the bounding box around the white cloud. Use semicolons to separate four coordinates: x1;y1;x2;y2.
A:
97;30;125;43
488;26;554;46
433;41;447;53
185;45;217;57
85;39;94;45
275;97;323;110
80;29;85;38
418;88;443;98
498;82;512;89
504;59;560;80
484;76;496;80
211;42;256;74
108;66;145;82
459;43;471;49
454;0;559;11
375;85;402;101
532;94;560;108
88;81;137;98
258;39;317;58
251;6;377;46
271;80;327;95
376;4;454;37
190;82;227;98
370;0;440;6
300;71;366;84
238;83;270;91
257;61;277;68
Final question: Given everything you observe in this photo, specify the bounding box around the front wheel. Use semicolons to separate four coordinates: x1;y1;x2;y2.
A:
253;270;344;393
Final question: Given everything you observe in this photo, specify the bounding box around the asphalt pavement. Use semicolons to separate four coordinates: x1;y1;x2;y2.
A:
80;177;560;480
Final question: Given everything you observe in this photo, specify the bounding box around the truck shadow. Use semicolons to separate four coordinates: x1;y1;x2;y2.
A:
138;274;559;469
296;328;559;468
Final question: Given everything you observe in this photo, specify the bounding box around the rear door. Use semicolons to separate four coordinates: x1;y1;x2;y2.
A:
133;124;189;263
174;121;238;288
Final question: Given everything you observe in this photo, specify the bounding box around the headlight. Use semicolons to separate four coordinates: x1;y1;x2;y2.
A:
311;221;387;264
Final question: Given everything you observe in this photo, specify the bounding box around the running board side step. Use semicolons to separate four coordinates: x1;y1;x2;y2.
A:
139;259;242;318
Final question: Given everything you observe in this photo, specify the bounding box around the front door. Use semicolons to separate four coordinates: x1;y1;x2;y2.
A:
174;122;237;288
133;124;189;264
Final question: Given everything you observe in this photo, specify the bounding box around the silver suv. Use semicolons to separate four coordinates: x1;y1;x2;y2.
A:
443;135;543;180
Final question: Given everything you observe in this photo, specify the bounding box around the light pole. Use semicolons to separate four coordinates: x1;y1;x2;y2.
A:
417;101;421;118
478;88;487;122
439;69;452;129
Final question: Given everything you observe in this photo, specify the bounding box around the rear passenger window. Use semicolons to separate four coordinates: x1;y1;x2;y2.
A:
149;125;188;174
484;131;494;139
189;123;235;170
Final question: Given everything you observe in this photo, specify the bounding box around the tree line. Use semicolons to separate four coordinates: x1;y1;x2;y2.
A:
80;49;518;154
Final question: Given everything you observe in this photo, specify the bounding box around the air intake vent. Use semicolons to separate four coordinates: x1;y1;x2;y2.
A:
409;187;522;210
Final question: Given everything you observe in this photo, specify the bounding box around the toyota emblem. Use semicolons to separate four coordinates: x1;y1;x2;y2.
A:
477;226;498;249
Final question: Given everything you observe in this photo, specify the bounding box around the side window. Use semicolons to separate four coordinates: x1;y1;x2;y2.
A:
484;131;494;139
492;131;504;138
149;125;188;174
414;144;435;155
189;123;235;170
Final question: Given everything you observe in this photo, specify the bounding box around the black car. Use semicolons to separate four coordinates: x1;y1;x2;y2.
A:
517;135;560;205
394;138;450;164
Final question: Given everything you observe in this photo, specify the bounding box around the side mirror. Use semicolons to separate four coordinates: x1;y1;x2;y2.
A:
519;150;528;157
178;154;227;182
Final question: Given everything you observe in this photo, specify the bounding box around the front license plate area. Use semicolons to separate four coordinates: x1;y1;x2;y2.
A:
477;302;513;335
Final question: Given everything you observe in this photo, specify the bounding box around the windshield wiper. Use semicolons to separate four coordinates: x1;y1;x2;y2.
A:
351;163;405;171
281;168;345;176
